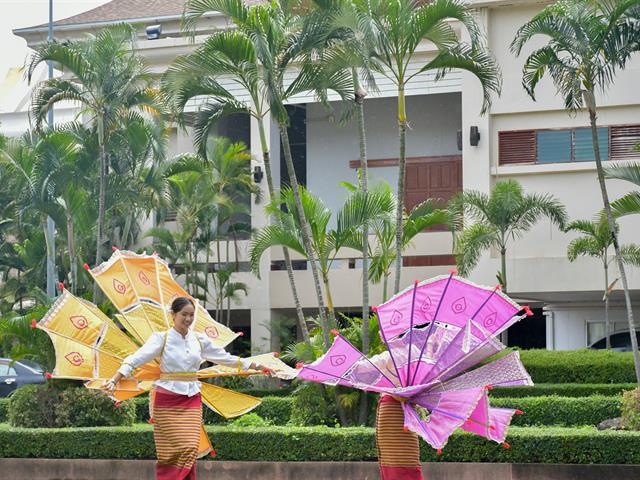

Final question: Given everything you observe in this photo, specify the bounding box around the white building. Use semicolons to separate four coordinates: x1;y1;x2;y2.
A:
6;0;640;352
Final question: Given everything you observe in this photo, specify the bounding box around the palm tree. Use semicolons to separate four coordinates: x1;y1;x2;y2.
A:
512;0;640;380
603;162;640;218
0;305;56;371
311;0;382;395
169;3;312;341
0;129;80;291
362;183;451;302
184;0;353;347
340;0;501;295
453;179;567;293
566;214;640;349
27;23;164;300
250;185;394;318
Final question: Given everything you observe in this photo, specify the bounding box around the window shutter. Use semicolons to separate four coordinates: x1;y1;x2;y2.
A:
537;130;572;163
573;127;609;162
610;125;640;161
498;130;536;165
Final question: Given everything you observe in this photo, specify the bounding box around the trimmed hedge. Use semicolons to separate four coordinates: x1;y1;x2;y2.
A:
133;396;292;426
0;424;639;464
491;383;636;398
501;349;637;383
237;387;294;398
494;396;621;427
41;393;626;428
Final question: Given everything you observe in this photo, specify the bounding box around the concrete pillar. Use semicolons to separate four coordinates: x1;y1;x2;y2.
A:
249;113;272;353
461;7;492;195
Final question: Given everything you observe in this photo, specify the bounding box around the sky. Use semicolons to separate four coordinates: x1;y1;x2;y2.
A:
0;0;109;80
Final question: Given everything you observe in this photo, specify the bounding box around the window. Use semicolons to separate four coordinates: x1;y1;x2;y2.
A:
536;127;609;164
498;125;636;165
0;364;17;376
587;321;628;345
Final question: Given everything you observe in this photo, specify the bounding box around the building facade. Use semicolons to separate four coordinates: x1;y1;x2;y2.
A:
6;0;640;352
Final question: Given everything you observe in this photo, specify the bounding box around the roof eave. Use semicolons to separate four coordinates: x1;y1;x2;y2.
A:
13;11;222;44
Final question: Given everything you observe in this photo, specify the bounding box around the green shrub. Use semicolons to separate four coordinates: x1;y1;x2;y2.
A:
621;387;640;430
1;424;639;464
7;383;62;428
497;349;637;383
289;383;336;427
237;387;294;397
134;395;293;426
493;395;621;427
123;392;627;428
0;399;7;423
230;413;271;427
254;396;292;425
491;383;635;398
210;376;252;390
55;388;136;427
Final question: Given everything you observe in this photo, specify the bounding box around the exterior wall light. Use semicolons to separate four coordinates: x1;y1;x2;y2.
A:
146;25;162;40
470;126;481;146
253;165;264;183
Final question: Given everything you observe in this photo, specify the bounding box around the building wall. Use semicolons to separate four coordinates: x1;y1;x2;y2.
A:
306;93;462;224
461;4;640;298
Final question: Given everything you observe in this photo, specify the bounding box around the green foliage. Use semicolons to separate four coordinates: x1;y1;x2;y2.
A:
621;388;640;431
1;424;639;464
494;396;621;427
230;412;271;427
7;383;62;428
452;180;567;288
491;383;636;398
55;388;136;427
513;349;638;383
290;382;337;427
7;384;134;428
211;375;252;391
0;305;56;371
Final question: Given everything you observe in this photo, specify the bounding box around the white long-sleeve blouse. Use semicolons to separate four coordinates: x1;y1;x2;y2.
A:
118;328;252;396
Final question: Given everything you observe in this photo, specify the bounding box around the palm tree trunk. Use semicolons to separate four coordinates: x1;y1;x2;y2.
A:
42;218;55;292
205;235;211;305
500;246;508;346
93;116;107;302
383;273;389;303
587;99;640;382
226;237;231;326
393;85;407;295
279;122;331;348
66;212;77;295
121;212;134;250
354;71;370;425
604;258;610;350
501;247;507;294
258;120;309;342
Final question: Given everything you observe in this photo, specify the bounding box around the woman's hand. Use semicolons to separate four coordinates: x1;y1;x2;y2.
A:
251;362;276;376
102;372;124;393
102;378;117;393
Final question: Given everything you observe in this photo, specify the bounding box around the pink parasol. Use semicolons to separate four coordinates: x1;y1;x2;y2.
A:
297;273;534;450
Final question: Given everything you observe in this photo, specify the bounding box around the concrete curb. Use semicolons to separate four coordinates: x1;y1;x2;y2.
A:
0;459;639;480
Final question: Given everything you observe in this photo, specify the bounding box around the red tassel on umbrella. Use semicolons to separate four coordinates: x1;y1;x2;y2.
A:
31;319;38;329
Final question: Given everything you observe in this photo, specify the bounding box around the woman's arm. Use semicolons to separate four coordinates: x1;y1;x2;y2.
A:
104;332;164;392
197;334;273;373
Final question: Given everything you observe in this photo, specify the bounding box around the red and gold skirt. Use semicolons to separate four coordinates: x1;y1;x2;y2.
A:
150;388;213;480
376;395;424;480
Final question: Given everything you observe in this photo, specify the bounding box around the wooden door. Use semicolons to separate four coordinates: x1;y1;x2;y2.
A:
404;155;462;231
